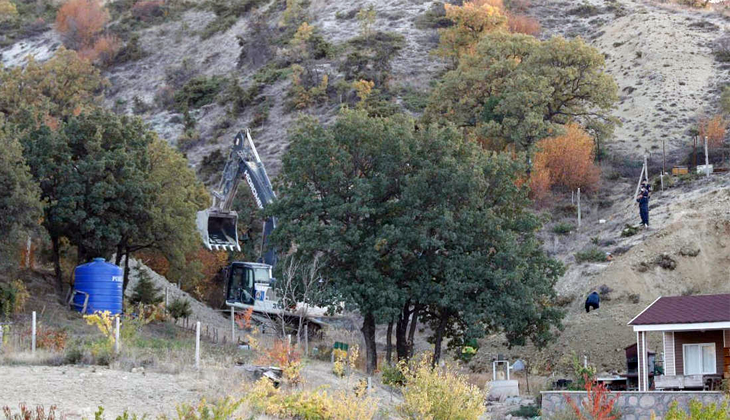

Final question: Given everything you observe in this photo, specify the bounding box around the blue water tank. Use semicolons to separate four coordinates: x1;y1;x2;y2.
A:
73;258;123;315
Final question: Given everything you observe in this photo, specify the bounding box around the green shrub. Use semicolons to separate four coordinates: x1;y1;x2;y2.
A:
575;247;607;263
381;363;406;387
201;0;269;38
115;34;147;64
167;298;192;321
621;223;639;237
253;64;291;85
173;76;223;110
665;400;730;420
401;88;430;113
0;280;29;319
414;2;452;29
551;222;574;235
340;31;405;85
511;404;540;418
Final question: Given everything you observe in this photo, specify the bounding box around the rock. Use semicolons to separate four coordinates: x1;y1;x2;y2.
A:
679;244;700;257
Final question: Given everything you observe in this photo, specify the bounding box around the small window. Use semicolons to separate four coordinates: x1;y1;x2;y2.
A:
683;343;716;375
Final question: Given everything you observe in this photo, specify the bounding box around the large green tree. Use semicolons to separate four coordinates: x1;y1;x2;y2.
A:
394;126;564;363
0;118;42;270
270;109;564;372
425;32;618;155
20;109;153;289
269;110;415;373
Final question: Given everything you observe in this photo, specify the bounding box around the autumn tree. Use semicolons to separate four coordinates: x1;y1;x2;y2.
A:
0;0;18;22
0;48;106;123
426;32;618;157
55;0;109;50
0;118;42;271
435;0;507;63
531;123;601;200
117;138;210;290
698;115;727;148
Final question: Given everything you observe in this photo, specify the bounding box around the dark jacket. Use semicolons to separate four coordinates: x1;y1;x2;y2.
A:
586;292;600;306
636;195;649;210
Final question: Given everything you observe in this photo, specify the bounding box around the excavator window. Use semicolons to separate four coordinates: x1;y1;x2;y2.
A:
227;266;254;304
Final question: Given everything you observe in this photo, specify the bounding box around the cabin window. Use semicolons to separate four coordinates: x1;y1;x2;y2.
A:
683;343;716;375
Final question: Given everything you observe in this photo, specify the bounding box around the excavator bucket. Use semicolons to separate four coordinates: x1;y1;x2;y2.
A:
197;209;240;251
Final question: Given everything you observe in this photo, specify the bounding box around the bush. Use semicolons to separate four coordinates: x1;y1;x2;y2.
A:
35;325;68;351
532;123;601;197
507;14;540;35
115;34;146;64
665;400;730;420
0;0;18;22
2;404;63;420
414;2;452;29
575;247;607;263
714;34;730;62
698;115;726;148
0;280;29;319
130;268;162;305
621;224;639;237
173;76;223;110
55;0;109;50
397;357;486;420
511;404;540;418
131;0;165;22
79;34;121;67
381;363;406;387
245;378;378;420
287;65;329;110
566;379;619;420
167;298;191;320
552;222;574;235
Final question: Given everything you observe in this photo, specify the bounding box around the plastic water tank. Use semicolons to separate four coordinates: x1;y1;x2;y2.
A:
73;258;123;315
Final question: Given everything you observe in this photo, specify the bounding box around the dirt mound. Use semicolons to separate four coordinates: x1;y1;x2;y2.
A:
126;259;230;332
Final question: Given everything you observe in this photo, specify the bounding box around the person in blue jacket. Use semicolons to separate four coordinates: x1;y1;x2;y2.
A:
637;183;650;228
585;291;600;313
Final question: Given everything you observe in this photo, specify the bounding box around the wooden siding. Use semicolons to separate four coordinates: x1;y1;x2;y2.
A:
664;331;676;376
674;330;724;375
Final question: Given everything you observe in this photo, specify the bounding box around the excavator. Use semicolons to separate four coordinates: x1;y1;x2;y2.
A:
197;129;328;320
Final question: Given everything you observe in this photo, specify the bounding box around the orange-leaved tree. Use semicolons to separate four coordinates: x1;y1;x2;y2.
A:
698;114;727;149
507;14;540;35
566;376;619;420
436;0;507;63
55;0;109;50
532;123;601;198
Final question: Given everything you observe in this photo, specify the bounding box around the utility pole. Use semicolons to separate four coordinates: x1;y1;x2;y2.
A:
662;139;666;176
705;136;710;178
577;188;581;228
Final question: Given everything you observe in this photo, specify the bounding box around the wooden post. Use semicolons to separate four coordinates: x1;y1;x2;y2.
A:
31;311;36;354
693;136;698;170
571;190;574;205
662;139;666;176
115;316;120;354
231;306;235;345
705;136;710;178
195;321;201;369
305;324;309;356
577;188;581;228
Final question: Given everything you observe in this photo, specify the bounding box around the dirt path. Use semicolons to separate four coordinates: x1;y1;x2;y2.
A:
0;365;231;419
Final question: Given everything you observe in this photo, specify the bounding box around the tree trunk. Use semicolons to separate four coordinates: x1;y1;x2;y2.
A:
407;304;421;358
432;312;448;367
361;311;377;374
115;244;124;266
386;320;394;366
51;235;64;296
123;249;131;292
396;302;411;360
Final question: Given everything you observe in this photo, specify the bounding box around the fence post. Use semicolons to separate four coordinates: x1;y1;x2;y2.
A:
115;316;120;354
577;188;581;228
705;136;710;178
195;321;201;370
31;311;36;355
165;288;169;307
231;306;235;344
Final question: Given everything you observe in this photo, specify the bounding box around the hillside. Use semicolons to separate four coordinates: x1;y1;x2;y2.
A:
4;0;730;381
